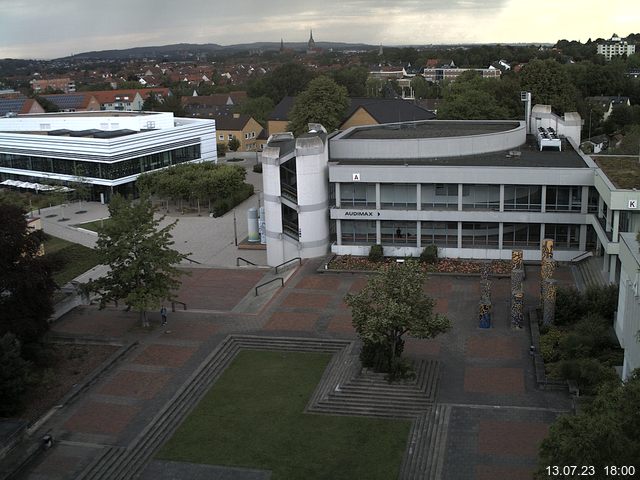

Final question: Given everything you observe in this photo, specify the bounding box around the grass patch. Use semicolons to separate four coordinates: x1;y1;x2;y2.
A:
43;235;101;286
158;350;410;479
75;218;111;232
593;156;640;189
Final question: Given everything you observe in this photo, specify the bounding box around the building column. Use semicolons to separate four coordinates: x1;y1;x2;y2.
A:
375;183;381;210
417;221;422;249
581;186;589;214
605;207;612;232
336;219;342;246
499;184;505;212
603;253;609;275
539;224;545;249
376;220;381;244
612;210;620;241
335;183;341;208
458;184;463;211
457;221;462;249
540;185;547;213
609;254;617;283
579;224;587;251
598;196;604;218
498;222;504;251
416;184;421;211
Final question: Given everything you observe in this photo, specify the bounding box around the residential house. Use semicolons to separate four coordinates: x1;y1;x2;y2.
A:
216;114;263;152
586;96;631;121
40;93;101;112
0;97;45;116
30;77;76;94
91;88;172;111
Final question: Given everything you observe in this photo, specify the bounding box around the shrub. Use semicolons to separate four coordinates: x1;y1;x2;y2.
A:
368;244;384;263
556;358;618;395
584;284;618;321
419;244;438;264
253;163;263;173
228;138;241;152
0;333;31;416
217;142;228;157
555;287;584;325
540;327;565;363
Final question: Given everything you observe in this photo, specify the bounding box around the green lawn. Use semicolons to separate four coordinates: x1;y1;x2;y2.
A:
43;235;101;286
74;218;111;232
157;350;411;479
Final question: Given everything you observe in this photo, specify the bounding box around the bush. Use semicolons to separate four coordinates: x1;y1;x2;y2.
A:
555;284;619;326
368;244;383;263
419;244;438;264
217;142;228;157
555;287;584;325
253;163;263;173
228;138;241;152
211;183;254;217
556;358;618;395
584;284;618;321
540;327;565;363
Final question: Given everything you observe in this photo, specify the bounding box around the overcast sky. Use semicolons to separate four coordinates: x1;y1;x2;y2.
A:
1;0;638;59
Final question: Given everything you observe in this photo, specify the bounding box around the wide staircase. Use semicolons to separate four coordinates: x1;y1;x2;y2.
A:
573;255;609;291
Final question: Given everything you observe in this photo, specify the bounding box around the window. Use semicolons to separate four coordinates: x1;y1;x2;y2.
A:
504;185;542;211
421;222;458;247
503;223;541;247
282;204;299;239
380;184;417;209
461;223;500;248
545;224;580;249
381;221;417;246
339;183;376;208
545;186;581;212
39;124;50;130
422;184;458;210
461;185;500;210
341;220;377;244
228;134;234;140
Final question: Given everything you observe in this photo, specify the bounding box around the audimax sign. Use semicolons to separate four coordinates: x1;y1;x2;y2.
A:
344;211;381;217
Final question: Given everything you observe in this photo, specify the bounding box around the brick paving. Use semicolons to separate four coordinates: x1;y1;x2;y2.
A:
14;258;576;480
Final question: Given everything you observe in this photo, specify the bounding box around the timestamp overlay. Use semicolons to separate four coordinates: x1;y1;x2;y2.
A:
545;465;637;477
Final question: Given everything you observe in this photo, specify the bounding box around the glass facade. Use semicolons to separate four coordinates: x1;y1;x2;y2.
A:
545;224;580;249
282;204;299;239
340;183;376;208
504;185;542;211
341;220;376;244
461;184;500;210
421;184;458;210
0;145;200;181
461;222;500;248
545;186;582;212
380;184;416;209
381;220;417;245
503;223;541;247
279;157;297;202
421;221;458;247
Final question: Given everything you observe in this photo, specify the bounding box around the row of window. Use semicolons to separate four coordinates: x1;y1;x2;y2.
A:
0;145;200;180
336;183;597;213
217;132;257;141
339;220;584;249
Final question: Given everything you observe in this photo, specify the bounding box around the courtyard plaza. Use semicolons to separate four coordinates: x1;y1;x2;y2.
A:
6;251;575;480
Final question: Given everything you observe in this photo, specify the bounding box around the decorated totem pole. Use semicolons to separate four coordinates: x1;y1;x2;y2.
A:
478;262;492;328
510;249;525;329
540;238;557;325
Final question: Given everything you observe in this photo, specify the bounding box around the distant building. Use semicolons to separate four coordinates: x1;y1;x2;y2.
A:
267;97;436;137
423;66;501;83
90;88;172;111
586;96;631;121
0;111;216;201
0;97;45;117
30;77;76;94
40;93;101;112
597;33;636;60
307;30;321;55
215;114;263;152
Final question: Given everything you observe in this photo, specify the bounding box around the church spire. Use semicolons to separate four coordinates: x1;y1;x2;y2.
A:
280;38;284;53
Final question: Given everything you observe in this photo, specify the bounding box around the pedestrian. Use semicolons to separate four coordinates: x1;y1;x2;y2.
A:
160;305;168;326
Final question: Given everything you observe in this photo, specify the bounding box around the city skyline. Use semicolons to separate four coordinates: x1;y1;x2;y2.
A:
0;0;639;59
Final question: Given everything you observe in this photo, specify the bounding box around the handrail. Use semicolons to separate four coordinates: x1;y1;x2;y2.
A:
570;251;593;263
184;257;202;265
171;300;187;312
255;277;284;296
274;257;302;274
236;257;258;266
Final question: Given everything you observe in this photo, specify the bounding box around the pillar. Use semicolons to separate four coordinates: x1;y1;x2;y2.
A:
542;279;557;326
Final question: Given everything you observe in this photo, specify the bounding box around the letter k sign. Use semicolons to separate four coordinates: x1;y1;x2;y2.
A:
629;199;638;209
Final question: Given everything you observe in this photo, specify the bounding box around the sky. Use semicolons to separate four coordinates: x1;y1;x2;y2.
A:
1;0;639;59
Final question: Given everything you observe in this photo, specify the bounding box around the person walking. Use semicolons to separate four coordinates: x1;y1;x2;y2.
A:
160;305;168;326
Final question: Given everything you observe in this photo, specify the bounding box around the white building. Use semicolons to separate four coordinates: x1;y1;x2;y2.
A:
597;33;636;61
615;233;640;380
0;111;216;201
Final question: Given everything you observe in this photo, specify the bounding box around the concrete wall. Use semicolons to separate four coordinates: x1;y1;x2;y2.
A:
615;233;640;379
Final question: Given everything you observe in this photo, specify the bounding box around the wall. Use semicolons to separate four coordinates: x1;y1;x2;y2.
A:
340;108;378;130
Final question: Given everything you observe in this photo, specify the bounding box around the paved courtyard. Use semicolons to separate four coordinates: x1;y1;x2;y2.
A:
6;259;575;480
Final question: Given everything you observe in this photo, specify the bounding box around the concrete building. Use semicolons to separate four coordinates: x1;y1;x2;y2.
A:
422;67;501;83
597;33;636;61
0;111;216;201
615;232;640;380
30;77;76;94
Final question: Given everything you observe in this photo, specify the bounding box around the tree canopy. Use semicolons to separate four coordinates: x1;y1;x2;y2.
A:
438;72;516;120
287;76;349;135
536;370;640;476
247;63;315;104
520;59;579;113
85;195;188;325
345;261;451;378
0;203;56;347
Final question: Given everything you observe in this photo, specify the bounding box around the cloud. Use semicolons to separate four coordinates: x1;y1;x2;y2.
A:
0;0;638;59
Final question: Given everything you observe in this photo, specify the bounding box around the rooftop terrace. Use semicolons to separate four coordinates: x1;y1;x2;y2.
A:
343;120;521;140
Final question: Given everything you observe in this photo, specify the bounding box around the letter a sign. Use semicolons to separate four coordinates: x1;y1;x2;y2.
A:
352;173;361;181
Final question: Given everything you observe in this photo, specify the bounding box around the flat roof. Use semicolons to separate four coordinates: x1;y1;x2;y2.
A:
15;111;161;118
342;120;521;140
593;156;640;189
331;136;588;169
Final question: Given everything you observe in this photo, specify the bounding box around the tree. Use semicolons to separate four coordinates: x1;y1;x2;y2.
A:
0;333;30;416
247;63;315;104
344;261;451;379
536;370;640;476
438;72;510;120
331;66;369;97
237;96;274;127
228;137;241;152
287;76;349;135
0;203;56;347
85;195;188;326
410;75;429;99
519;59;578;112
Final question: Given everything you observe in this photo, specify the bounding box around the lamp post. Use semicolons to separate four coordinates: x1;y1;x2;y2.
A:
588;109;593;140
